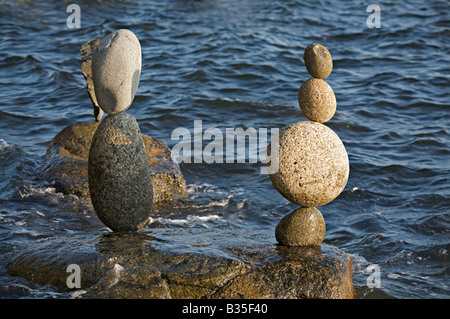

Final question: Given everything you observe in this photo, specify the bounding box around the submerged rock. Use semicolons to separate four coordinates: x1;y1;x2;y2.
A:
39;121;186;206
7;229;354;299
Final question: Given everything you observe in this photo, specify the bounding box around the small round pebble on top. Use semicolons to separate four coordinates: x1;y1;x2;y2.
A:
303;43;333;79
298;78;336;123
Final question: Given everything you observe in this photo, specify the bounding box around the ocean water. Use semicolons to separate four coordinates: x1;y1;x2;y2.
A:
0;0;449;299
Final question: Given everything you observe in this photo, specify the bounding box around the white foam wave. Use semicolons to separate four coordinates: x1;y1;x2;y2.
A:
19;185;59;199
70;290;87;299
186;182;218;195
108;264;124;288
18;184;78;201
0;139;10;150
148;214;224;228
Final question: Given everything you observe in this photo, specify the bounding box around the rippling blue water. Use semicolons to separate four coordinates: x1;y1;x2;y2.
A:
0;0;449;299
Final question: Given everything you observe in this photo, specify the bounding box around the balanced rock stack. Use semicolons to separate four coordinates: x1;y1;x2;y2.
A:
88;29;153;232
269;43;349;246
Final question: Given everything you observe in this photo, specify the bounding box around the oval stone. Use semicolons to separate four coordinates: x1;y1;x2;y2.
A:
298;78;336;123
268;121;349;207
275;207;326;246
88;112;153;231
304;43;333;79
92;29;142;114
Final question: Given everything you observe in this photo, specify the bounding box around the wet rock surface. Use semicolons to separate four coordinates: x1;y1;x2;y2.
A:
7;229;354;299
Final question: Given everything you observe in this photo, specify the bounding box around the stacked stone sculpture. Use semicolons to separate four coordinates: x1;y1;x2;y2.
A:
269;43;349;246
88;29;153;232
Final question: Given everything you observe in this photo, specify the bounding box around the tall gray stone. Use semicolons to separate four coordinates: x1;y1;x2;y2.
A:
88;112;153;231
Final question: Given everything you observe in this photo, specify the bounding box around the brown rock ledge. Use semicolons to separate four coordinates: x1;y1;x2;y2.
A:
7;229;354;299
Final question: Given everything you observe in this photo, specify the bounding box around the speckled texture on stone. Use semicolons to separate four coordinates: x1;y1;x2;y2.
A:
298;78;336;123
269;121;349;207
304;43;333;79
88;112;153;231
39;121;186;204
92;29;141;115
275;207;326;246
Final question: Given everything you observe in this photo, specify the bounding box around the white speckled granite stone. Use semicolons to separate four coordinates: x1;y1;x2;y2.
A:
269;121;349;207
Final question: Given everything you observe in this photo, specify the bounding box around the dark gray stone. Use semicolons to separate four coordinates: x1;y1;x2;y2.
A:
38;121;186;206
88;112;153;231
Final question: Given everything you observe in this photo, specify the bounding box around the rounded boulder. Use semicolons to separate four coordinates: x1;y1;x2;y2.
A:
268;121;349;207
298;78;336;123
275;207;326;246
92;29;142;114
88;112;153;231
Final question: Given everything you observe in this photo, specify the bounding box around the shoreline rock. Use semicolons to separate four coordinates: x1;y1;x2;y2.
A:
7;229;354;299
39;121;186;207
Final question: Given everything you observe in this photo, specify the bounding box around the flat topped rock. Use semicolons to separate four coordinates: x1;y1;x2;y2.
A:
7;228;354;299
